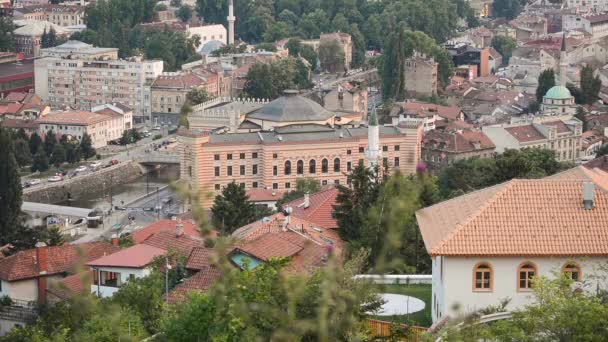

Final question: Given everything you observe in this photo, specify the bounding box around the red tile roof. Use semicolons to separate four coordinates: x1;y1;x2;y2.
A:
237;233;304;261
87;244;166;268
543;120;572;134
4;92;26;102
423;130;495;153
47;270;92;300
417;179;608;256
246;189;284;202
166;266;222;303
0;242;120;281
504;124;545;142
131;219;202;244
36;110;112;126
185;247;214;271
142;231;202;257
397;101;463;121
152;72;207;88
282;187;339;229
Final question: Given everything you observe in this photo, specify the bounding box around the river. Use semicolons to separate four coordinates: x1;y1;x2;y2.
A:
59;164;180;210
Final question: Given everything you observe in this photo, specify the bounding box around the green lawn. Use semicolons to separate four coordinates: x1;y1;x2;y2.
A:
372;284;432;328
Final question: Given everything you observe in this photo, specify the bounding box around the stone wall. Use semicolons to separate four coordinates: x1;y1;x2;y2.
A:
23;161;146;204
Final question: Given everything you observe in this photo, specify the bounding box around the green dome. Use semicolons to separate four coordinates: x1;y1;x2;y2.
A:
544;85;572;100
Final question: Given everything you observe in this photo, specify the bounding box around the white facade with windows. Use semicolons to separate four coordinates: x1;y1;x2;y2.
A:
90;266;151;298
431;256;608;322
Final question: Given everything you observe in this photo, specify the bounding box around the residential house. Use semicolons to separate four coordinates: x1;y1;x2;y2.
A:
322;81;368;120
482;116;583;162
417;171;608;323
390;101;465;132
246;189;285;211
444;43;491;77
130;219;203;244
510;15;548;41
421;129;496;174
281;186;340;229
582;130;605;157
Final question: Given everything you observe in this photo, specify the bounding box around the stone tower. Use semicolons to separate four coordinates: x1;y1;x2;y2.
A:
227;0;235;45
366;106;380;169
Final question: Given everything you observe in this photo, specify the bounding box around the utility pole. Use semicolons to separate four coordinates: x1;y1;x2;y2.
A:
165;256;171;303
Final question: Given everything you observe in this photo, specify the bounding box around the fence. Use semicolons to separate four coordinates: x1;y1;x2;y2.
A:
367;319;428;341
354;274;432;285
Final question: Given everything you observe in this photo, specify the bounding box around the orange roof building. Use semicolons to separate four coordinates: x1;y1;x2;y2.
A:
417;174;608;323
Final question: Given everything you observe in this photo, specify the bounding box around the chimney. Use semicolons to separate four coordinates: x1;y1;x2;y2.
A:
35;242;47;305
111;234;119;246
304;192;310;209
176;223;184;237
583;182;595;210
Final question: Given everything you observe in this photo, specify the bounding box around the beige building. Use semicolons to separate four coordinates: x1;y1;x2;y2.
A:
36;107;131;148
151;68;223;126
13;5;85;27
13;20;68;57
404;53;438;97
320;32;353;71
34;41;163;123
322;81;368;118
422;129;496;174
482;116;583;162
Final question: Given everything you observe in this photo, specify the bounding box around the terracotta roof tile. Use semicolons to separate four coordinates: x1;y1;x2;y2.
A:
283;187;339;229
87;244;166;268
0;242;120;281
417;179;608;256
36;110;112;126
166;266;221;303
142;231;202;257
47;270;92;300
423;130;495;153
504;124;545;142
131;219;202;244
246;189;284;202
237;233;304;261
397;102;463;121
185;247;214;271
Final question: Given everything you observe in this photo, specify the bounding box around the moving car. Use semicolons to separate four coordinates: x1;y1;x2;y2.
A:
47;175;63;182
90;161;103;169
27;179;41;186
75;165;87;172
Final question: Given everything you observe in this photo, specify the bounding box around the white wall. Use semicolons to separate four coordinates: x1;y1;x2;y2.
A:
482;125;521;153
0;279;38;302
90;266;150;298
435;256;608;322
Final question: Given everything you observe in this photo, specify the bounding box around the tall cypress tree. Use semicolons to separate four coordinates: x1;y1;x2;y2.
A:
0;128;23;245
44;130;57;157
536;69;555;103
29;131;42;155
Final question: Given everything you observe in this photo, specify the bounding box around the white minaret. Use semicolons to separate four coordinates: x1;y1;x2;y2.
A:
227;0;235;45
559;32;568;86
366;106;380;169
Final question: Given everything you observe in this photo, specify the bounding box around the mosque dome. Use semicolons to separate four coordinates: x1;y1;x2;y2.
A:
544;85;572;100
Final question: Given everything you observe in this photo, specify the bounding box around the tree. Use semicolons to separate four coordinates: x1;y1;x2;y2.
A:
0;17;16;52
119;130;132;145
575;106;588;131
536;68;556;103
334;164;380;242
65;144;82;164
50;143;66;169
580;65;602;105
211;182;258;234
46;226;65;246
44;130;57;157
154;3;168;11
28;132;42;156
492;0;522;19
186;88;210;105
31;145;49;173
276;178;321;207
80;133;96;160
176;5;193;22
0;129;23;245
113;272;165;334
13;138;32;168
491;35;516;64
170;0;182;6
318;39;345;73
286;38;302;57
244;57;311;99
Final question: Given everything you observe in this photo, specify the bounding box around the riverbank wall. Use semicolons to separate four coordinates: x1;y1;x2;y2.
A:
23;161;147;204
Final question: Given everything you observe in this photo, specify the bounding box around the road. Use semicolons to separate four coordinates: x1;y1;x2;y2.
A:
73;186;182;243
22;131;177;192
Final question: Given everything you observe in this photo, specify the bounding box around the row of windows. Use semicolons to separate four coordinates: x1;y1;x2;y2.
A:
215;164;258;177
213;145;401;161
213;179;346;191
473;262;581;291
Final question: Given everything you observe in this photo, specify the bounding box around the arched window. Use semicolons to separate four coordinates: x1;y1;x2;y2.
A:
333;158;340;172
297;160;304;175
563;263;581;281
321;158;328;173
309;160;316;174
284;161;291;175
518;262;536;291
473;263;493;291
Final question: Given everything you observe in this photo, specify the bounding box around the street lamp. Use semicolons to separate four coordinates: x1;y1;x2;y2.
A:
165;256;172;303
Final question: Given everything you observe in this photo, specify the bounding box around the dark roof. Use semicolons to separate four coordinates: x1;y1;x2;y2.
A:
248;91;335;122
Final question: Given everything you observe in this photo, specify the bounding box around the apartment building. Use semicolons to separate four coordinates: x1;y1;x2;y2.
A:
13;5;85;27
34;41;163;123
482;116;583;162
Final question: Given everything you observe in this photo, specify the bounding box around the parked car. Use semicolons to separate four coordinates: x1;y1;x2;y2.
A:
168;137;177;143
143;132;151;137
90;161;103;169
75;165;87;172
47;175;63;182
152;126;161;131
